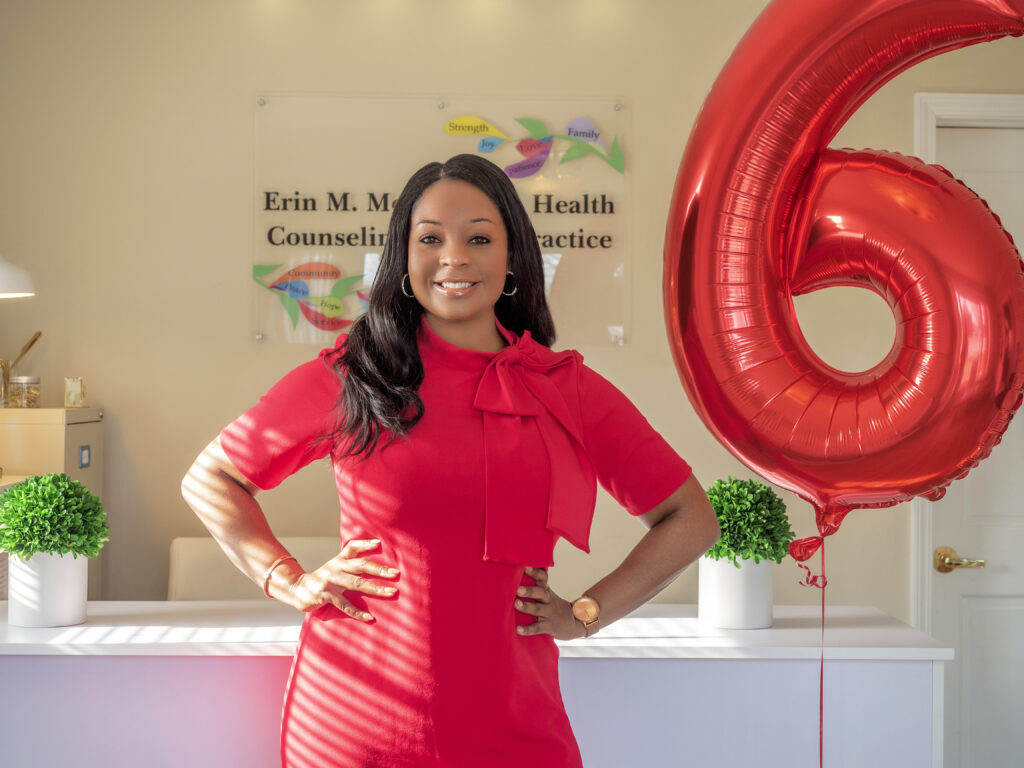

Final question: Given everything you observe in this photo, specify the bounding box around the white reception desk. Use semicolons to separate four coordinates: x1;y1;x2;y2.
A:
0;602;950;768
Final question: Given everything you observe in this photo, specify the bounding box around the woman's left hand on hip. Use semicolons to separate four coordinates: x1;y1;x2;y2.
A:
513;566;582;640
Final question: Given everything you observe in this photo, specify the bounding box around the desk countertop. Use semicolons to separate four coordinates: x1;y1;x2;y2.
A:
0;601;952;661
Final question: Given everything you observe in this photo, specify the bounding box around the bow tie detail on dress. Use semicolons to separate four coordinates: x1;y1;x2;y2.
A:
473;330;597;566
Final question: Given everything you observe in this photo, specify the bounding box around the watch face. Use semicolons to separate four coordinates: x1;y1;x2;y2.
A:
572;596;600;623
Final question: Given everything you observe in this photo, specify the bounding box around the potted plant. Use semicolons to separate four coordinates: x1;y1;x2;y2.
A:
698;476;794;629
0;473;108;627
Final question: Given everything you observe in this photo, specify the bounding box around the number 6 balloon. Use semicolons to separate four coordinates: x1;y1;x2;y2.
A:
664;0;1024;560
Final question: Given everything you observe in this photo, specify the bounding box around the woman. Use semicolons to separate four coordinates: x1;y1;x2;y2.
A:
182;154;719;767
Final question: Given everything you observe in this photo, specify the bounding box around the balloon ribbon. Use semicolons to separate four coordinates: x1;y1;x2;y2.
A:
789;505;847;768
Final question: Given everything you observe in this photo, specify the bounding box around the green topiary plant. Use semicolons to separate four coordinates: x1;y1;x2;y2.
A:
0;473;109;560
704;476;794;568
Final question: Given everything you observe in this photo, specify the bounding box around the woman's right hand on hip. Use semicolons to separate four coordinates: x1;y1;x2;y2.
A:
285;538;399;620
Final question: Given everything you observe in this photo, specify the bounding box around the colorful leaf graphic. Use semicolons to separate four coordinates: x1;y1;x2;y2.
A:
565;117;606;151
255;261;362;331
446;114;626;178
444;116;508;139
505;139;553;178
270;280;310;299
298;297;351;331
515;118;550;139
517;137;554;157
300;296;345;316
478;137;504;153
272;262;340;284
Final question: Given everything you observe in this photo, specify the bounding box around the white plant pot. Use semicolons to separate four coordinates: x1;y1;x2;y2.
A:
698;555;774;629
7;552;88;627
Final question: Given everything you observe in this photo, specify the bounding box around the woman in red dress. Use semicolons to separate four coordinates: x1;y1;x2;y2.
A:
182;155;719;767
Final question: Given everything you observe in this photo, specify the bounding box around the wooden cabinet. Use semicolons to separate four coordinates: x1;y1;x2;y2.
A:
0;407;104;598
0;407;104;495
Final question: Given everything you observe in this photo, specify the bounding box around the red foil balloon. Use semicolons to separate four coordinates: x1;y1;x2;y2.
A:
664;0;1024;543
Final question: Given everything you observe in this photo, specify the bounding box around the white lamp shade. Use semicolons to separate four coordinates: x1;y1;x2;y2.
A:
0;254;35;298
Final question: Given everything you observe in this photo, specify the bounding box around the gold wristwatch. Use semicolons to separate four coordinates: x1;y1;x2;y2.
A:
571;595;600;638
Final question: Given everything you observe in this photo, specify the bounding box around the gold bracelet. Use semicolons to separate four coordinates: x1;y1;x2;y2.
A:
262;554;298;598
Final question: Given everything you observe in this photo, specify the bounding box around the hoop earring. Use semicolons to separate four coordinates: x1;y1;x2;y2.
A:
401;273;414;299
502;271;518;297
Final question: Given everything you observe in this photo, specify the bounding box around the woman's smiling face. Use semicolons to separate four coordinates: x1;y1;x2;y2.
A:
407;178;509;344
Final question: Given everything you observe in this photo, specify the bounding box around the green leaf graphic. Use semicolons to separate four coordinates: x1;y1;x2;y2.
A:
560;141;594;164
608;136;625;174
515;118;550;139
253;264;283;280
277;292;300;329
330;274;365;298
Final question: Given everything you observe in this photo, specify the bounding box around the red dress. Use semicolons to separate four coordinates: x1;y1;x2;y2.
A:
220;317;691;768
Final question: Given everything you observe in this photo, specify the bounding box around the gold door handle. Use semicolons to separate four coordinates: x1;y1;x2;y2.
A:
934;546;986;573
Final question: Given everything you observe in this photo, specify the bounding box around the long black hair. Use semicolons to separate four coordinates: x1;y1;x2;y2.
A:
333;154;555;457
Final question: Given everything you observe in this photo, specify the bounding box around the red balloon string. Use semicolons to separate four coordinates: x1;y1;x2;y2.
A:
796;560;828;589
817;542;826;768
790;520;831;766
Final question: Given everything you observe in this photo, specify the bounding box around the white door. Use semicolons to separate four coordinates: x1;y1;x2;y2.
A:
926;118;1024;768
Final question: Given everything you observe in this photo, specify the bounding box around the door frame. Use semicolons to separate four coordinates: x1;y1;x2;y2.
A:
910;92;1024;633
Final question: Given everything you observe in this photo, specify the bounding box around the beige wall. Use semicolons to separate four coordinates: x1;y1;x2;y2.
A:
1;1;1021;621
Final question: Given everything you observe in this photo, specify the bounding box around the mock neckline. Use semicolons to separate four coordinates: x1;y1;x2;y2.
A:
417;315;519;371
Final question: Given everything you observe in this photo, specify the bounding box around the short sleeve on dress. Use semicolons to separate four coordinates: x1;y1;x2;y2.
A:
219;355;341;490
579;366;692;516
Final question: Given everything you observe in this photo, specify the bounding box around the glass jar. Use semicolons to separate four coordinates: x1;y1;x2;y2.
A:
9;376;40;408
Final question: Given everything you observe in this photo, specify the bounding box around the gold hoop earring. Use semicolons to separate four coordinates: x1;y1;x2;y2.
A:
502;271;518;297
